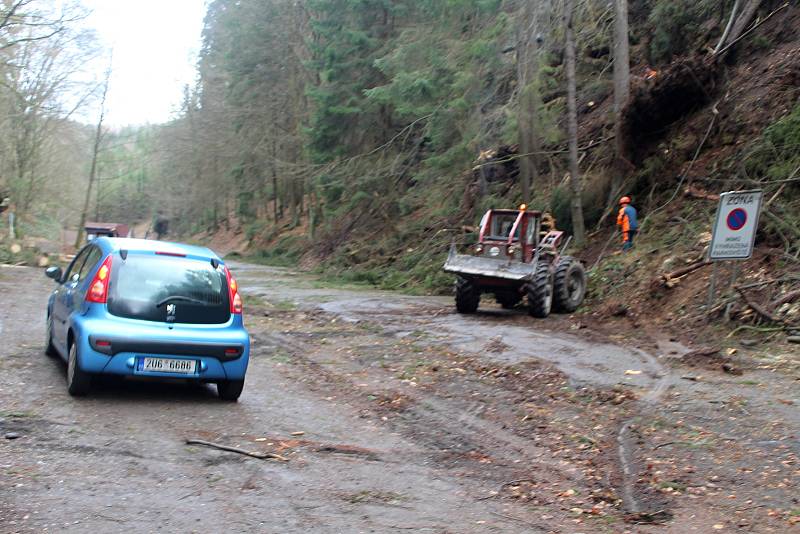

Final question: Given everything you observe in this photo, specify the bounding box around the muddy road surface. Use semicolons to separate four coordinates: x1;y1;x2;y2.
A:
1;263;798;533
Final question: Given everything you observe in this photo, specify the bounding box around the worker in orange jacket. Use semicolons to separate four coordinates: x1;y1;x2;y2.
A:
616;196;638;251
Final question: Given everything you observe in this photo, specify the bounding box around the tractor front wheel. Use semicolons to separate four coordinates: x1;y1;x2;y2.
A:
553;256;586;313
527;264;554;318
455;277;480;314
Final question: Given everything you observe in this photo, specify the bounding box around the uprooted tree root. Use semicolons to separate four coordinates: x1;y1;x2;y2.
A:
621;56;721;163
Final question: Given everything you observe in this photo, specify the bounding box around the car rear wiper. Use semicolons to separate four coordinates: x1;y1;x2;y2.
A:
155;295;208;308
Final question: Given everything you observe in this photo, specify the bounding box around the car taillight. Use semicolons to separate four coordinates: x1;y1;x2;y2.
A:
86;255;113;304
225;267;242;314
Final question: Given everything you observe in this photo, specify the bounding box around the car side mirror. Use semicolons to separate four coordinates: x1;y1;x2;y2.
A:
45;266;63;282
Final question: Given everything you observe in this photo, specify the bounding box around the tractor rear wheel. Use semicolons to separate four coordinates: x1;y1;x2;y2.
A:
455;277;480;314
553;256;586;313
527;264;554;318
495;291;522;309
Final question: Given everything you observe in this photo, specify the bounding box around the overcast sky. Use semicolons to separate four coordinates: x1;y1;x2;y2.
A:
80;0;207;127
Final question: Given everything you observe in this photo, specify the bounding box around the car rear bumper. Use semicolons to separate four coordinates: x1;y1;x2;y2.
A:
71;312;250;381
99;352;245;381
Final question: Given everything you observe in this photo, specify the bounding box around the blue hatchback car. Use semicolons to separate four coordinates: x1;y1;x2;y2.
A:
44;238;250;401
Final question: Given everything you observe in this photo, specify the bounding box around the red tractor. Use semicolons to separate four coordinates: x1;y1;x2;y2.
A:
443;206;587;317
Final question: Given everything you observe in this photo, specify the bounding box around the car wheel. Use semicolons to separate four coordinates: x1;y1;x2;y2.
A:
67;342;92;396
217;380;245;402
45;316;58;357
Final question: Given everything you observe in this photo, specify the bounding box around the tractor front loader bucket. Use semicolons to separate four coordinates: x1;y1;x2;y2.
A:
443;244;536;282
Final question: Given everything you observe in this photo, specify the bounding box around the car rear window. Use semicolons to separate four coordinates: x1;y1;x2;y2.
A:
108;254;230;324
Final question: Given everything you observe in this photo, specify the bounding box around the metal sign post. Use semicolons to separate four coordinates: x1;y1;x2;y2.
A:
706;190;763;310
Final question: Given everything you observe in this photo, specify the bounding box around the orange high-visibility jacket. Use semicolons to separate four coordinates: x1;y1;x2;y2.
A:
617;205;638;234
617;207;630;233
617;204;636;233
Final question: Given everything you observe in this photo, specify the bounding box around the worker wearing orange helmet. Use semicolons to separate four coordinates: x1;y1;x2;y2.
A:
616;196;638;251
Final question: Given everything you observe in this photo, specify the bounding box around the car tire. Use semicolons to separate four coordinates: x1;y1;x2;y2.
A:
67;342;91;396
217;380;245;402
455;277;480;314
45;316;58;357
552;256;587;313
527;264;554;318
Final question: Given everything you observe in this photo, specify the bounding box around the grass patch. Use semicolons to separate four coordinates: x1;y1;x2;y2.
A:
357;322;384;334
246;234;308;267
342;490;407;505
311;273;376;291
240;250;298;267
0;410;38;418
397;359;431;380
269;299;298;311
270;350;293;364
658;481;687;492
242;293;268;307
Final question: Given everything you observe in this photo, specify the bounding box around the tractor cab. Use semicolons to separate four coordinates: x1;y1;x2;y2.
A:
474;207;562;263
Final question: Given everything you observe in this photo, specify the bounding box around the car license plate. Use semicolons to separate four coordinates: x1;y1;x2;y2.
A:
139;357;197;375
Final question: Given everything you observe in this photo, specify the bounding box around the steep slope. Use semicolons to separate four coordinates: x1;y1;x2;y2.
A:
150;1;800;344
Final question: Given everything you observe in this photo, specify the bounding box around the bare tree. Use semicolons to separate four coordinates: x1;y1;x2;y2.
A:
564;0;585;246
1;22;97;217
0;1;87;53
75;60;111;248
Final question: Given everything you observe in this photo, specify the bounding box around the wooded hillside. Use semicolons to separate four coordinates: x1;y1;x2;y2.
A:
151;0;798;289
2;0;799;298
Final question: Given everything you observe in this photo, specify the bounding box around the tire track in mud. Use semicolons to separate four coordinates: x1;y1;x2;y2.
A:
255;330;582;485
319;300;678;514
616;348;674;514
240;268;680;518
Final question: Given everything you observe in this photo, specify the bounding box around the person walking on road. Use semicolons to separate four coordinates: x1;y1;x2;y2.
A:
616;196;638;251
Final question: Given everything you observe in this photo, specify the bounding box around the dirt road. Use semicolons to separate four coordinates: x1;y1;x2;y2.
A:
1;263;798;533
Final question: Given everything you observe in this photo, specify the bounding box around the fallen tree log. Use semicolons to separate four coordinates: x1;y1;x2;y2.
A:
735;287;783;324
653;259;712;288
771;288;800;308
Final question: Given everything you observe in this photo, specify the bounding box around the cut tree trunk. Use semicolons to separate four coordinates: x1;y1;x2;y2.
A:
652;260;712;290
771;289;800;308
736;287;783;324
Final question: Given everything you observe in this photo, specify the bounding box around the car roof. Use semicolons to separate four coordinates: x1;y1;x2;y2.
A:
94;237;222;261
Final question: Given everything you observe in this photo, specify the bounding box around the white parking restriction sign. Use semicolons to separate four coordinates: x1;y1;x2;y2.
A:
709;190;763;260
